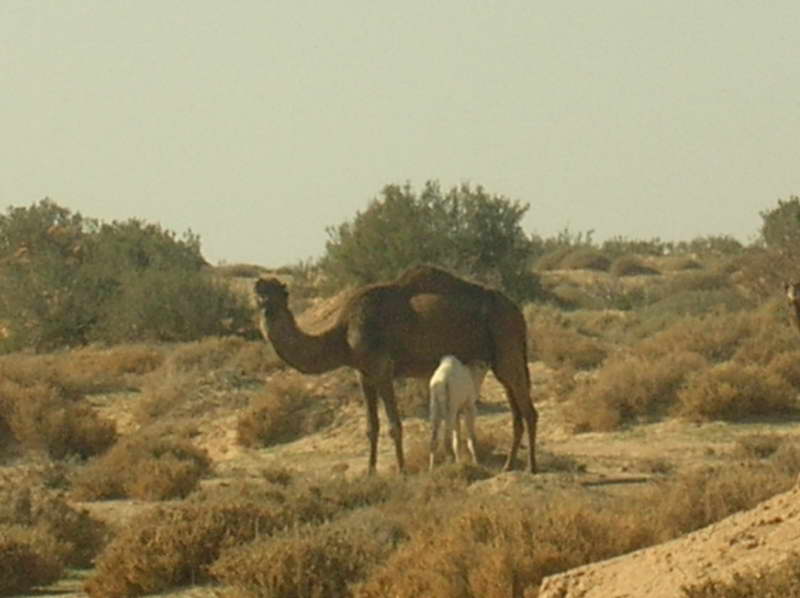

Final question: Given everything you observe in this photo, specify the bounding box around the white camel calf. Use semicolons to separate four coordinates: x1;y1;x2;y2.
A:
429;355;486;470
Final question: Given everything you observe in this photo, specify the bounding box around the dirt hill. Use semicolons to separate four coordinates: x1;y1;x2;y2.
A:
539;481;800;597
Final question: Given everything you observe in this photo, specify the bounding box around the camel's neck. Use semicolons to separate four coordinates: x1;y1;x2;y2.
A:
259;307;348;374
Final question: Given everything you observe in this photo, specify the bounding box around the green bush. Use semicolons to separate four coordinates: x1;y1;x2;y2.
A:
319;181;540;302
760;196;800;250
0;199;250;350
90;268;251;344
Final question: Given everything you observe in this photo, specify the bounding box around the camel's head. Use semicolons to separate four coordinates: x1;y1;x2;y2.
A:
254;277;289;316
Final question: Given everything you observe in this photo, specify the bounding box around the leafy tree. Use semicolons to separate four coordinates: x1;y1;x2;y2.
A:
0;199;249;351
760;196;800;251
319;182;540;301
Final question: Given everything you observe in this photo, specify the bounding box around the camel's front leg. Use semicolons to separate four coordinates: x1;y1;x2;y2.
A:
379;381;405;473
359;377;381;474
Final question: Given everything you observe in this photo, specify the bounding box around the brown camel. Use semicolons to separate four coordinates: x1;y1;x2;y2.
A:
254;265;537;474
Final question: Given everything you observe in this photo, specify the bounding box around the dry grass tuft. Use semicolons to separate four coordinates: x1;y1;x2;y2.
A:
0;525;64;596
211;512;405;598
527;308;608;370
70;430;210;501
676;362;797;421
85;502;288;598
565;351;707;431
85;475;396;598
237;377;336;447
0;378;117;459
0;346;163;399
0;486;109;594
610;256;660;277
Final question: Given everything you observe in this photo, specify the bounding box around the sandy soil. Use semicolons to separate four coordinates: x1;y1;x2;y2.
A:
19;360;800;598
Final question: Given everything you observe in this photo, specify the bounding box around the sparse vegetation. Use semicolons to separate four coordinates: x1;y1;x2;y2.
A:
3;194;800;595
70;430;211;501
0;487;108;595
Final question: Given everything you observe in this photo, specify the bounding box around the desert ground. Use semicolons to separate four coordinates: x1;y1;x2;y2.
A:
8;353;799;598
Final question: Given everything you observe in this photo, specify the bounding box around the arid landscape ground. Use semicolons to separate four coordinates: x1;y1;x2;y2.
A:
8;356;800;598
5;255;800;598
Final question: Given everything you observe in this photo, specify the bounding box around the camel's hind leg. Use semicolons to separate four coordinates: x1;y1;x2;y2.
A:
358;376;381;474
494;362;537;473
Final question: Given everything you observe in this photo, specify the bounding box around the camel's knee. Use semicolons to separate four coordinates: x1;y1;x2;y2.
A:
365;422;379;444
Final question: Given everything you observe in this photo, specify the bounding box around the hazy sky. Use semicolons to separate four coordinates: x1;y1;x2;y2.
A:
2;2;799;267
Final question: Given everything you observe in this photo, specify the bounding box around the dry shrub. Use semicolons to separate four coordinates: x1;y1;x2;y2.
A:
0;525;64;596
134;339;280;425
610;256;660;276
731;310;798;366
85;502;289;598
637;311;756;363
0;379;117;459
683;556;800;597
0;346;162;399
70;431;210;501
166;336;279;377
528;315;607;370
567;308;639;344
733;433;785;460
50;345;164;393
535;247;573;271
316;475;398;511
641;464;793;542
85;477;376;598
355;491;645;598
237;378;335;447
565;351;707;431
211;512;404;598
0;487;108;568
659;255;703;271
133;367;197;424
547;281;601;310
639;289;752;331
770;440;800;476
676;362;797;421
654;269;731;297
357;464;792;598
559;248;611;271
767;350;800;389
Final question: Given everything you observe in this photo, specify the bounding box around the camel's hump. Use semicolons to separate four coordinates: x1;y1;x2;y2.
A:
394;264;486;295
